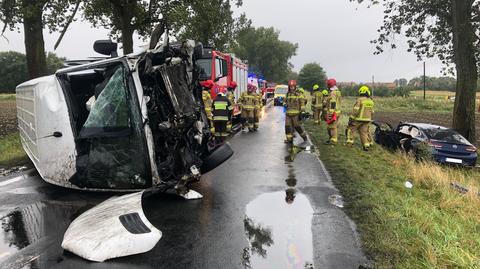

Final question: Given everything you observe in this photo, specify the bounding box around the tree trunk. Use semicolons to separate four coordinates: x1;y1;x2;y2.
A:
22;1;47;79
451;0;477;142
121;23;134;55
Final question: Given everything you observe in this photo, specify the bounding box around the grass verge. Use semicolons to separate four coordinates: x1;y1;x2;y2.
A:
0;93;16;101
306;121;480;268
0;132;28;167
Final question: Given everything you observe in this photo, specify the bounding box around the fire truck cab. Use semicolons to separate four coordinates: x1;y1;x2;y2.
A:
196;48;248;117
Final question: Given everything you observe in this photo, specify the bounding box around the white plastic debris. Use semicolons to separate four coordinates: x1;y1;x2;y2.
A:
328;194;344;208
62;191;162;262
404;181;413;189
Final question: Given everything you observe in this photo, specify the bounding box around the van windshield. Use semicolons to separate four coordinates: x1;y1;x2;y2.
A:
275;87;288;94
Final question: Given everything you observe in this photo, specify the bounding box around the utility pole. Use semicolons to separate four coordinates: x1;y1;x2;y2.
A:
372;75;375;97
423;62;426;100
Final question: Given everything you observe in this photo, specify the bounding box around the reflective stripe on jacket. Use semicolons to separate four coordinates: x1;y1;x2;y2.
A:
202;90;213;111
239;92;257;110
327;89;342;114
285;90;305;116
312;91;324;108
212;95;233;121
351;96;374;122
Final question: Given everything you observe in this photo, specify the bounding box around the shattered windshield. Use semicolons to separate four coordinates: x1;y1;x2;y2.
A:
423;128;471;145
80;67;130;138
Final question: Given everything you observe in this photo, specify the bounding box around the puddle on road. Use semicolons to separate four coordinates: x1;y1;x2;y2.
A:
0;201;87;265
242;191;314;269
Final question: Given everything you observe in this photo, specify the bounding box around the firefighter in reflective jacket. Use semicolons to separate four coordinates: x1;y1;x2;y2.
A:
284;80;308;144
239;84;257;131
212;89;233;143
201;80;215;132
346;86;374;151
226;81;237;132
325;79;342;145
253;86;263;131
311;84;325;125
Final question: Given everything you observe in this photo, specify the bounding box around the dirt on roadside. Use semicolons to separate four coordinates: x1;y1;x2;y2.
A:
0;99;18;137
374;111;480;146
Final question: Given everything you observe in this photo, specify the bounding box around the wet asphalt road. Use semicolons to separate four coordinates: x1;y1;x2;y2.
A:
0;105;367;269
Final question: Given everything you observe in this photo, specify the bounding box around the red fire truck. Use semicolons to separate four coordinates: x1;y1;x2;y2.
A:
196;48;248;117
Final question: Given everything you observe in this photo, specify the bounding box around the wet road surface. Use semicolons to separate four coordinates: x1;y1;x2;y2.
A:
0;105;367;268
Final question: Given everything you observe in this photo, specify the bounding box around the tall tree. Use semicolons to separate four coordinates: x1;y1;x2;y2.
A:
297;63;327;90
351;0;480;142
232;26;298;82
171;0;245;50
83;0;157;55
0;51;66;92
0;0;77;79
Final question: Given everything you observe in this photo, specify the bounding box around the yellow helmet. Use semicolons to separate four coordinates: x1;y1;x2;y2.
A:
321;89;329;96
313;84;320;90
298;87;305;93
359;86;371;96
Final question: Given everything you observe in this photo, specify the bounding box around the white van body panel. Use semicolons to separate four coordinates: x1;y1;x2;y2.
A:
16;75;77;187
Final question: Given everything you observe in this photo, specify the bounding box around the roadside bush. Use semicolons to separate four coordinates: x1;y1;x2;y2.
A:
340;85;411;98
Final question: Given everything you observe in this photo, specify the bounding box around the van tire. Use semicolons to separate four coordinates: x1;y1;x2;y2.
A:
201;143;234;174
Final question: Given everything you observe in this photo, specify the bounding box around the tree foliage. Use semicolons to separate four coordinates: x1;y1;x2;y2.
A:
407;76;457;91
0;0;78;78
83;0;245;54
171;0;246;51
352;0;479;141
297;63;327;90
0;51;65;92
232;26;298;82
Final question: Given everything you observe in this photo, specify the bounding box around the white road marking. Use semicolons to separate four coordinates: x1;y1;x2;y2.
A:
0;175;27;188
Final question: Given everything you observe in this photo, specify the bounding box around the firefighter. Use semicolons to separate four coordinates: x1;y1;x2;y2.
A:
284;80;308;144
321;89;329;121
239;83;257;131
325;78;342;145
346;86;374;151
253;85;263;131
212;88;233;143
311;84;324;125
201;80;215;132
226;81;237;132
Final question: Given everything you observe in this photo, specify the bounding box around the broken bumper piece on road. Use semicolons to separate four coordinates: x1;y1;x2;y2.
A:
61;190;161;262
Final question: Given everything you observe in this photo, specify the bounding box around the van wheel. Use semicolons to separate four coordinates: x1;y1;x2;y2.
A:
201;143;234;174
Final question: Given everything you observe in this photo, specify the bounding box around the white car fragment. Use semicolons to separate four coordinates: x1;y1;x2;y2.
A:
61;191;161;262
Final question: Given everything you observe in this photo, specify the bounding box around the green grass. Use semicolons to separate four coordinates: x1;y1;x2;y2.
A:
0;93;16;100
306;122;480;268
304;92;454;114
0;132;28;167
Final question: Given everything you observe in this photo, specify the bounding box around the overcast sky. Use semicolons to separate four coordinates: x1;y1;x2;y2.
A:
0;0;445;82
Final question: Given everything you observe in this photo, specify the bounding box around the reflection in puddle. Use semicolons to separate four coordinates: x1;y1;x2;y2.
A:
0;201;86;266
242;192;314;269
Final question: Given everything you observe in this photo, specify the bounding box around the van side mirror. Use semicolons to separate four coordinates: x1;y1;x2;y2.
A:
94;40;118;57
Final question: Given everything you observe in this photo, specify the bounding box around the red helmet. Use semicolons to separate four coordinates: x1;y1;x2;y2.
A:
200;80;215;89
229;81;238;89
327;79;337;88
288;80;297;87
217;86;227;96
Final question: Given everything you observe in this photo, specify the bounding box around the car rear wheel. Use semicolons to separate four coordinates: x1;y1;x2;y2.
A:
201;143;234;174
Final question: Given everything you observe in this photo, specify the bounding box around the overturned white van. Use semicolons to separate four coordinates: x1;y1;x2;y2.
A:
16;40;233;191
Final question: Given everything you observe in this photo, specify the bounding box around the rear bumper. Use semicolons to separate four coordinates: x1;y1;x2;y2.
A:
433;152;477;166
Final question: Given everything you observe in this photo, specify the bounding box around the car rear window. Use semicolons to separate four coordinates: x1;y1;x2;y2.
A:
423;128;470;144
